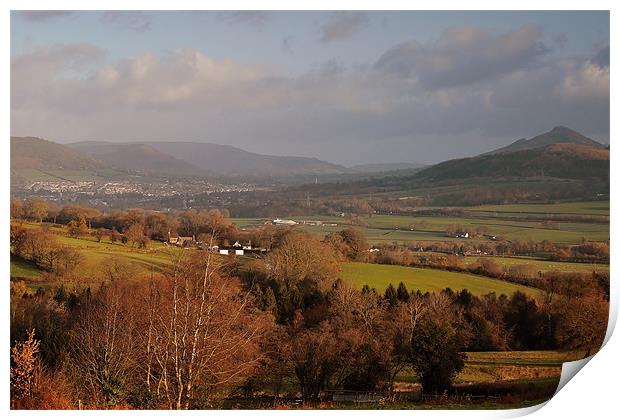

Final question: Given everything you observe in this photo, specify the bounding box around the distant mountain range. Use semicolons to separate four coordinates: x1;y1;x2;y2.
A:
10;126;609;184
11;137;353;179
11;137;425;179
140;141;351;178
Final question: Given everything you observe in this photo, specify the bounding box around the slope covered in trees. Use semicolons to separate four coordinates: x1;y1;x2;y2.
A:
481;126;605;156
415;143;609;181
11;137;104;171
69;142;210;177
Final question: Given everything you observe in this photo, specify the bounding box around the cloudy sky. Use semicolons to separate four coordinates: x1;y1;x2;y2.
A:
10;11;609;166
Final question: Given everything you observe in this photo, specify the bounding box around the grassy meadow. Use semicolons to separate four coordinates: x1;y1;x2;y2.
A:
10;222;184;287
461;255;608;273
340;262;542;297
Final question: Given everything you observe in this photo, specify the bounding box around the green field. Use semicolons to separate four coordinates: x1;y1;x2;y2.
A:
471;201;609;216
340;262;541;297
462;255;608;273
10;256;42;280
10;222;183;284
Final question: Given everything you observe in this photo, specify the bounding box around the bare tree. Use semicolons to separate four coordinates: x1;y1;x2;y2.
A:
144;251;271;409
554;294;609;357
70;282;138;406
23;198;48;223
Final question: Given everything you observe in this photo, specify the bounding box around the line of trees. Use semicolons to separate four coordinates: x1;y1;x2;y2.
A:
373;244;609;296
10;197;294;250
402;238;609;263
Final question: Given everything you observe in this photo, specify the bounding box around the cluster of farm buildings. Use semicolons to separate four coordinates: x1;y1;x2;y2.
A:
168;235;268;256
270;218;338;227
166;218;340;255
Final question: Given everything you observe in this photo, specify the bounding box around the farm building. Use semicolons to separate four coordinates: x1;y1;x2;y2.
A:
217;248;245;256
272;218;298;226
168;233;195;247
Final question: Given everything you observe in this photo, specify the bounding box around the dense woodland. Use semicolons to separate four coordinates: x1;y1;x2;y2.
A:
9;197;609;409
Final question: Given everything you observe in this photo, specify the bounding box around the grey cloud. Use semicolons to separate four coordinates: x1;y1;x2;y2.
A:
375;24;551;89
11;43;105;109
553;33;568;49
320;12;368;43
16;11;74;22
591;45;610;68
101;11;151;32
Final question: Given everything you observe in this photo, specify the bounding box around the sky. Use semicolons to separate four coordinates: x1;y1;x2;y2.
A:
10;10;610;166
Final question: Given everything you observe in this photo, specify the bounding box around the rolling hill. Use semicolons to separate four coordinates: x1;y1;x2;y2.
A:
309;126;609;206
11;126;608;188
11;137;104;171
69;142;210;177
481;126;605;156
416;142;609;181
13;136;353;181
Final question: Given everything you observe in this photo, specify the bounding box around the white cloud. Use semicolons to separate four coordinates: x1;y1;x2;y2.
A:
555;61;610;105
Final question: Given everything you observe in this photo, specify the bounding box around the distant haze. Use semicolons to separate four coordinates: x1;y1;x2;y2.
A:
10;11;609;166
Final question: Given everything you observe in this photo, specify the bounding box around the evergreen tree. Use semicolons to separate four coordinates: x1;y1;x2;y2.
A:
396;282;410;302
409;320;466;394
384;284;398;308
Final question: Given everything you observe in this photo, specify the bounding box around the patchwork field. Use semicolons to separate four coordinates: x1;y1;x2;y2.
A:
340;262;542;297
232;200;609;245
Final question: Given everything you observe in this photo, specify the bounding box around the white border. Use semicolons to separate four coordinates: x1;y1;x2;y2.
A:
3;1;617;419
